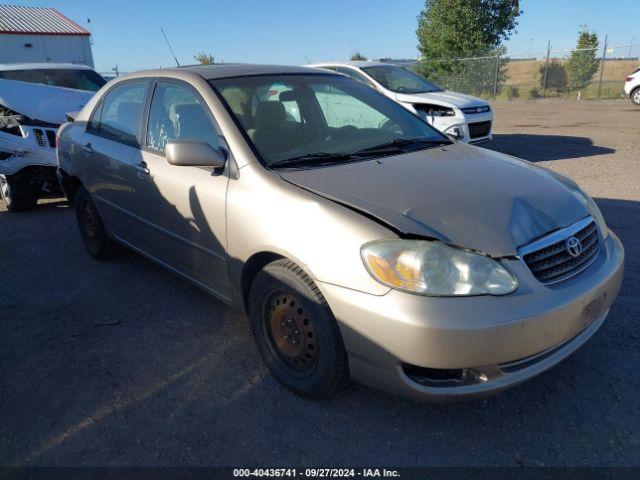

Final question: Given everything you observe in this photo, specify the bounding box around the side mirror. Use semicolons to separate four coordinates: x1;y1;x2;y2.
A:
166;140;226;169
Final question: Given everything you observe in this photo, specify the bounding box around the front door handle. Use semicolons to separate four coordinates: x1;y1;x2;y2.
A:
133;162;150;175
80;143;93;154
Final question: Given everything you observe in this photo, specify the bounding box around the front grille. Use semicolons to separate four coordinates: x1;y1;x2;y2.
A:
522;219;600;283
468;120;491;138
461;105;491;114
45;130;56;147
31;128;56;148
33;128;46;146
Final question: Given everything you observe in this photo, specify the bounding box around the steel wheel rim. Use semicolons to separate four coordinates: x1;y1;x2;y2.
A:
263;290;318;376
634;91;640;104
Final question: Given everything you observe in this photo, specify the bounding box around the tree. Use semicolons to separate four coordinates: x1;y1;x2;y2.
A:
539;60;568;92
350;51;367;61
416;0;521;97
565;26;599;92
417;0;520;59
194;52;215;65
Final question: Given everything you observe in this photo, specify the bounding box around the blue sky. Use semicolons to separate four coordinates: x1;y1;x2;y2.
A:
12;0;640;73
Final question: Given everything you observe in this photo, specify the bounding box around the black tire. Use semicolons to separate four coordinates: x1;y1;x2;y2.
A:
248;259;350;399
631;87;640;106
74;186;119;260
0;174;37;212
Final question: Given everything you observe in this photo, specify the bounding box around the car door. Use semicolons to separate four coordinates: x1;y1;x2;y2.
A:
132;79;230;299
81;80;150;242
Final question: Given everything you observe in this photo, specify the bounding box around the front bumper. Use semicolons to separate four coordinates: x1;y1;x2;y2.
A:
431;112;493;144
0;126;58;176
319;232;624;401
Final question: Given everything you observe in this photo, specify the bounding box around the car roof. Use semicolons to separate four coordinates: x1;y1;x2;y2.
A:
0;62;96;71
309;61;393;69
134;64;339;81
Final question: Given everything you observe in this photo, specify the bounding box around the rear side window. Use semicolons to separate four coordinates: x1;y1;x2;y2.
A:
146;81;219;152
90;81;148;144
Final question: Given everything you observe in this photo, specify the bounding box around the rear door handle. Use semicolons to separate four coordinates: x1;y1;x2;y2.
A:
80;143;93;154
134;162;150;175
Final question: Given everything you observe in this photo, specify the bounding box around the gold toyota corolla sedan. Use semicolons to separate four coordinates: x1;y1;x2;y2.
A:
56;65;624;401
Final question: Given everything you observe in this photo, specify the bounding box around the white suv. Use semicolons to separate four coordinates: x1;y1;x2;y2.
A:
0;63;105;211
624;67;640;106
311;61;493;143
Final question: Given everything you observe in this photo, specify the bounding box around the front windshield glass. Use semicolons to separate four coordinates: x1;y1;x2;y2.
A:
210;74;448;167
0;68;106;92
361;66;442;94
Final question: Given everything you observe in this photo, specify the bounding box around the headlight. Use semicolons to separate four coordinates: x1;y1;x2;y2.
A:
574;189;609;239
361;240;517;296
414;104;455;117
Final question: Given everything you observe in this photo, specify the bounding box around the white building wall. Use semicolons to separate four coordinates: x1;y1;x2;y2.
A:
0;34;94;67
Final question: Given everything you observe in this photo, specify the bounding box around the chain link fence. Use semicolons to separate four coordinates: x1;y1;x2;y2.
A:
413;40;639;101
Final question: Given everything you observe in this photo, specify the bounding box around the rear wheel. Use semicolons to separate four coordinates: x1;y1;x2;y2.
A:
74;186;119;260
631;87;640;106
0;174;37;212
248;259;350;399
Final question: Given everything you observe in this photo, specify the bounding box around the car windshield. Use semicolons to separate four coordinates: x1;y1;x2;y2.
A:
0;68;106;92
210;74;448;167
361;66;443;94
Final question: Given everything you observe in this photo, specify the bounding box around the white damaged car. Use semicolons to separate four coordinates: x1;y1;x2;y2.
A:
311;61;493;143
0;63;105;211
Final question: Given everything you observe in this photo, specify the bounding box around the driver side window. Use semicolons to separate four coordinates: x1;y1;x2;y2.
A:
335;67;376;88
146;82;219;153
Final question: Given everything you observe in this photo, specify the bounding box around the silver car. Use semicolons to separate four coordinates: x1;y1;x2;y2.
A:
57;65;624;401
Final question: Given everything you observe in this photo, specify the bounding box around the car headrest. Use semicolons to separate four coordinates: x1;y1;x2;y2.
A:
255;101;286;129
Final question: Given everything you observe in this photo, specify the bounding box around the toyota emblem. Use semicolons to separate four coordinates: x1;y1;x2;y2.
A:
565;236;583;258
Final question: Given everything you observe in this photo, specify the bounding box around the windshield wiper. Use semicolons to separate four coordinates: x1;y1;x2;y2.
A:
269;152;357;168
270;138;449;169
354;137;449;154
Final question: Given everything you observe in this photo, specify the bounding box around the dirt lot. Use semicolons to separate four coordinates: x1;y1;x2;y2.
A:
1;99;639;467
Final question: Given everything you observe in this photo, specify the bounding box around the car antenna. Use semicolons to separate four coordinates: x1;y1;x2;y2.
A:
160;27;180;67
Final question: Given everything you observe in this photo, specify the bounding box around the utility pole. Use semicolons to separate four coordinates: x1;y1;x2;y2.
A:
541;40;551;98
597;34;608;100
629;37;635;59
528;38;533;59
493;54;500;100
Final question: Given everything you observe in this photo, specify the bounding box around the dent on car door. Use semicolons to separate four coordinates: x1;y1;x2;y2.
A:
81;80;149;241
133;80;230;299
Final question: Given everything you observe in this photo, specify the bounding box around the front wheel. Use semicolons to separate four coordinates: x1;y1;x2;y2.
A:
0;174;37;212
248;259;350;399
631;87;640;106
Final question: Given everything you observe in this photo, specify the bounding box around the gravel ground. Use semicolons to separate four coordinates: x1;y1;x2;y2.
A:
1;99;639;467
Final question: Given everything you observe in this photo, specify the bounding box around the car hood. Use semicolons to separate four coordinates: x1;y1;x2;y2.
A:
0;78;94;125
394;90;487;109
279;143;589;257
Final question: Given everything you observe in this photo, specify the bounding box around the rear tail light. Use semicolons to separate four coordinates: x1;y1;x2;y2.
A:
626;76;634;82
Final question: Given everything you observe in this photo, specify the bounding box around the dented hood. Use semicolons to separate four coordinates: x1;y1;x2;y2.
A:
280;143;589;257
0;78;94;125
394;90;488;109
